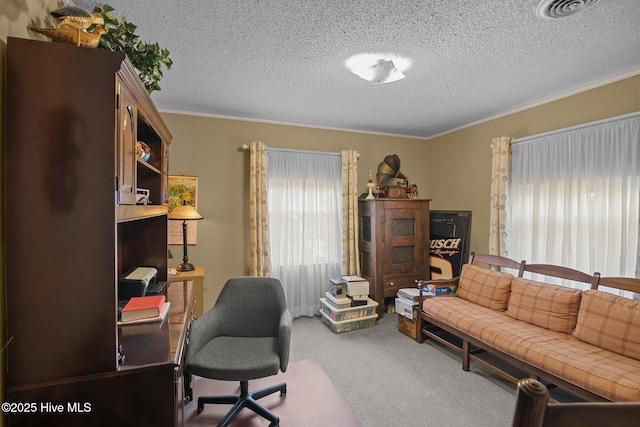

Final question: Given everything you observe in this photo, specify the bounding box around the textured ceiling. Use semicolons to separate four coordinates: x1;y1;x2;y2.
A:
70;0;640;138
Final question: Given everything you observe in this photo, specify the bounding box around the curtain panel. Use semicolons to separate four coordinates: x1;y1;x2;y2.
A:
489;136;513;257
341;150;360;276
267;149;343;317
248;141;270;276
507;114;640;297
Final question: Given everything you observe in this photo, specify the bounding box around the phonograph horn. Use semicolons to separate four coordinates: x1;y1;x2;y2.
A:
376;154;407;186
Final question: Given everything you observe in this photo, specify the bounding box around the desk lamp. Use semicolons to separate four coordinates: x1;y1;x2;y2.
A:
168;200;203;272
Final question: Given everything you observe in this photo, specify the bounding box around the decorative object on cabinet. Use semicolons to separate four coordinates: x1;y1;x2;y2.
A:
136;140;151;161
51;6;105;29
375;154;409;198
90;4;172;93
169;200;203;272
366;165;375;199
30;25;106;48
168;175;200;244
359;199;431;316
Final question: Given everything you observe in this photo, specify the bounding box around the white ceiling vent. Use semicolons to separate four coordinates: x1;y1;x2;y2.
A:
536;0;601;19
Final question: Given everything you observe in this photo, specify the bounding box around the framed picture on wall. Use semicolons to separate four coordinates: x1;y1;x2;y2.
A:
168;175;199;245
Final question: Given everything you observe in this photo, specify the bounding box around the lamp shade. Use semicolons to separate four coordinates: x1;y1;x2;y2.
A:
168;202;203;220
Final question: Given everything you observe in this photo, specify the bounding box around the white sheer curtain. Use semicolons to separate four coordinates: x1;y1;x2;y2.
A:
506;113;640;298
267;149;343;317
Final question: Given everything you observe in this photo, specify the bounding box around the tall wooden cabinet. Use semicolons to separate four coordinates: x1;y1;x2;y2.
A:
359;199;431;315
5;37;186;426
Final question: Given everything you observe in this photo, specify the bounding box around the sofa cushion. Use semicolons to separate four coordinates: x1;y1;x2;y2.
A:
423;296;640;401
455;264;514;310
573;290;640;361
506;278;582;333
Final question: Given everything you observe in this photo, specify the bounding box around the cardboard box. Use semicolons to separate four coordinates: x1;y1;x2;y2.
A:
398;311;420;340
394;297;416;320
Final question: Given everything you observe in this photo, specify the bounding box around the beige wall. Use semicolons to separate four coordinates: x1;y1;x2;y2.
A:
163;73;640;309
161;113;428;310
427;75;640;256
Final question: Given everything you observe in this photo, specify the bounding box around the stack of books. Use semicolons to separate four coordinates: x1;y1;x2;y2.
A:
320;276;378;334
395;288;421;320
326;276;370;307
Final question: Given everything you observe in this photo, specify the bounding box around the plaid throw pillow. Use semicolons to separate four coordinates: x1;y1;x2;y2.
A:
506;278;582;333
455;264;514;311
573;290;640;361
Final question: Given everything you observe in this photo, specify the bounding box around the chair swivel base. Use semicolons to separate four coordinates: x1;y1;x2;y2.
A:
197;379;287;427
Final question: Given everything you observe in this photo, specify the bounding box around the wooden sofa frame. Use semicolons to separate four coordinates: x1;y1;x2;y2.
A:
511;378;640;427
418;253;640;402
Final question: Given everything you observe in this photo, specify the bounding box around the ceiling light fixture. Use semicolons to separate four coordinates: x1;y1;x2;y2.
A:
346;53;411;84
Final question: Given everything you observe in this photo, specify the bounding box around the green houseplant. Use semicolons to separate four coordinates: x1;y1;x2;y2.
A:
92;4;172;93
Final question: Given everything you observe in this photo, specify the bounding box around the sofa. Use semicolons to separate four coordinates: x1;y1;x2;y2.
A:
417;254;640;402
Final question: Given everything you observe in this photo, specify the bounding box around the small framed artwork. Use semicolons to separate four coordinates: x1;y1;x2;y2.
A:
168;175;199;245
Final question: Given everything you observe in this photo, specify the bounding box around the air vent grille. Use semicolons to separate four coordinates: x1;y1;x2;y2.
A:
536;0;601;19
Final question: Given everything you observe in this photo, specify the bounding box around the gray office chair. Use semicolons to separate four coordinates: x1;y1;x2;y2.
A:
185;276;292;427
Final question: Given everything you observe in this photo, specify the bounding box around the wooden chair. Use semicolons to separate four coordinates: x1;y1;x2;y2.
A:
511;378;640;427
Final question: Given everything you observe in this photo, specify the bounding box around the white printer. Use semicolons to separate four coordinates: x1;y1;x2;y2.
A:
118;267;158;300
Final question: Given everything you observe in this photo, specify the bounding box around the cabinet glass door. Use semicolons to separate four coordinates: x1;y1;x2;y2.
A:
117;80;137;204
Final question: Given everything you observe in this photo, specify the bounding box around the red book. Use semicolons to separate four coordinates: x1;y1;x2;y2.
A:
121;295;166;322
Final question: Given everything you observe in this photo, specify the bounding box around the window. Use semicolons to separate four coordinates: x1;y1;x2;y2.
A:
506;114;640;298
267;149;343;317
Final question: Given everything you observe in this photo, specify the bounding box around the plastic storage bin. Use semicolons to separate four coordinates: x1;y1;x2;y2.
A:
320;297;378;321
320;311;378;333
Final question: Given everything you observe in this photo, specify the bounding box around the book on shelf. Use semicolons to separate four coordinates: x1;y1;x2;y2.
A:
120;295;166;323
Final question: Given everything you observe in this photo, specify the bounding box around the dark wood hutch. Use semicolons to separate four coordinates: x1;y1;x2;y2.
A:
358;199;431;315
5;37;191;426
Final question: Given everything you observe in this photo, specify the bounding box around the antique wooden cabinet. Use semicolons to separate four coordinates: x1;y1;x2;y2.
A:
5;37;186;426
358;199;431;315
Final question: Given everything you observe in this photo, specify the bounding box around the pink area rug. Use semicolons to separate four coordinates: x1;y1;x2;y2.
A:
184;359;362;426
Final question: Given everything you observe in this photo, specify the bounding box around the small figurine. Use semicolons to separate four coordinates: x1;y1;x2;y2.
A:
30;26;106;49
408;184;419;199
30;6;106;49
50;6;105;30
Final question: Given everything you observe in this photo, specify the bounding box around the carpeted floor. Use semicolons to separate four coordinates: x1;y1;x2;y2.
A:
184;359;362;426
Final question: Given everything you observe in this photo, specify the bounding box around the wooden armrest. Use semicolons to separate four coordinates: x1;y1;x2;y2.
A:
416;277;460;287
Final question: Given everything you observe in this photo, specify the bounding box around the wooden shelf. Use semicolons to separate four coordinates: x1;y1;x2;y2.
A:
117;205;168;223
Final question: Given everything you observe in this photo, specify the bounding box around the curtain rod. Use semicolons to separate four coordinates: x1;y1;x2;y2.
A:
513;111;640;144
240;144;345;157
